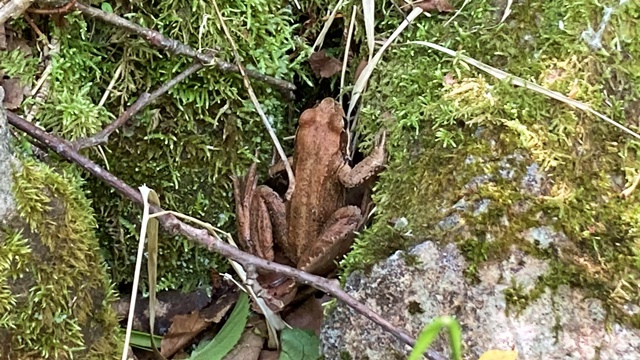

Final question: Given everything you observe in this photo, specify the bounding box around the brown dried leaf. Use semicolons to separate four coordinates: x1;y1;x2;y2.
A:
354;59;368;82
283;295;330;337
258;350;280;360
222;329;264;360
412;0;455;13
160;291;238;357
160;311;209;358
309;50;342;78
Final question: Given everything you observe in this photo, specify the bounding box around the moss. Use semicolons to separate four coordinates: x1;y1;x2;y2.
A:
339;351;353;360
0;159;120;359
0;48;39;81
2;0;313;291
337;0;640;327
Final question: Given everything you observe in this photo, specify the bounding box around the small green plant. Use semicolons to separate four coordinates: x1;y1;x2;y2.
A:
279;328;322;360
189;292;250;360
407;316;462;360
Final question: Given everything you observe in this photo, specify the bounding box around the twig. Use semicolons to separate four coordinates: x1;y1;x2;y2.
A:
73;62;203;150
0;0;34;24
26;0;76;14
72;2;296;98
22;13;47;43
99;61;124;107
210;0;295;200
7;110;448;360
26;37;59;122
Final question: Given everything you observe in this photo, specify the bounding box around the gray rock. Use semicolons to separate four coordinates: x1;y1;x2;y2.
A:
0;87;18;223
320;241;640;359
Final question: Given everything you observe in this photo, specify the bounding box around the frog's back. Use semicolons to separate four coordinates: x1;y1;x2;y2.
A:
287;98;347;263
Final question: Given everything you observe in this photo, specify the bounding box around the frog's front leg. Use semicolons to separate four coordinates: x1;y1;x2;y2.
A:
298;206;362;275
339;130;387;188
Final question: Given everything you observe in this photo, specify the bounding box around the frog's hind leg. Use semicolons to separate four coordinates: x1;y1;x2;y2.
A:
298;206;362;275
250;185;287;261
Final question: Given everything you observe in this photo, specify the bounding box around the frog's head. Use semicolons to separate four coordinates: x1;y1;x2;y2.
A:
299;97;345;133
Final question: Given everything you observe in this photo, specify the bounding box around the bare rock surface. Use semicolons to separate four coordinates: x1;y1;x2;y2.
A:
0;87;17;222
320;241;640;359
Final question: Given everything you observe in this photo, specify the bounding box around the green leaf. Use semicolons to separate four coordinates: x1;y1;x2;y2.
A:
121;329;163;351
279;328;321;360
189;292;250;360
100;2;113;13
407;316;462;360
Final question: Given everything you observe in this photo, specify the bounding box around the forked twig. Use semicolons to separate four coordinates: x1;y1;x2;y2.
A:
7;110;448;360
73;2;295;97
73;62;203;150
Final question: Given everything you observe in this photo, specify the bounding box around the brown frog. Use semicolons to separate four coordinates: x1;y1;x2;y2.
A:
233;98;386;298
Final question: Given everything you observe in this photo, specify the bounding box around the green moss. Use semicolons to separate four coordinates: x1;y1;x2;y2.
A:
0;159;120;359
0;48;38;81
3;0;313;291
339;351;353;360
338;0;640;326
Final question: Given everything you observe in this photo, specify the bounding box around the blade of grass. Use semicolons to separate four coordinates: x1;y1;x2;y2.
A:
125;329;164;351
362;0;375;60
347;6;424;158
407;40;640;141
144;187;165;358
444;0;471;26
500;0;513;23
120;185;155;360
313;0;347;51
407;316;462;360
211;0;296;200
340;5;358;106
189;292;250;360
347;7;423;120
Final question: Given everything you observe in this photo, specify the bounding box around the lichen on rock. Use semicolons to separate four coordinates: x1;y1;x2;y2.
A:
322;241;640;359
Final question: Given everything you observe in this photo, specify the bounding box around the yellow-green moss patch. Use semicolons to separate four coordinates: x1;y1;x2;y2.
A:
0;159;120;359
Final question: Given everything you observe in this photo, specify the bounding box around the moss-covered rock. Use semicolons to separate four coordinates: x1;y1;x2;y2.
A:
0;89;120;359
339;0;640;325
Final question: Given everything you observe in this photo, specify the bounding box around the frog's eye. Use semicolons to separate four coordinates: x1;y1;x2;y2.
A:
298;108;316;127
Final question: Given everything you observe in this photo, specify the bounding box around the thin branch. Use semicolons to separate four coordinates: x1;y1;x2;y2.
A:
26;0;76;14
26;36;59;122
73;2;296;98
73;62;203;150
210;0;295;200
23;13;47;43
7;110;447;360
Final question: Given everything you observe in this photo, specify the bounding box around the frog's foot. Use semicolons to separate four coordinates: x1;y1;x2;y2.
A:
298;206;362;275
338;130;387;188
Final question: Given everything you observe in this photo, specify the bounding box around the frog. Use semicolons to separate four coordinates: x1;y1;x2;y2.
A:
233;97;386;301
